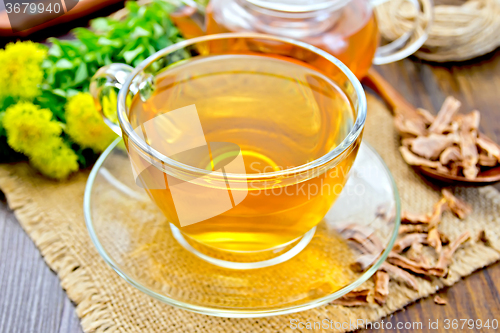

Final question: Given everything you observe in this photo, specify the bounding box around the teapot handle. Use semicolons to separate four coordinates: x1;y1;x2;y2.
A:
371;0;433;65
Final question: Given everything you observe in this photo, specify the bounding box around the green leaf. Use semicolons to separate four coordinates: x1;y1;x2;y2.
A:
147;44;156;57
132;55;146;67
123;45;145;64
91;17;111;31
95;52;104;65
48;43;63;57
131;26;151;39
74;62;89;85
41;59;54;69
97;37;121;47
104;53;112;65
0;111;5;136
138;5;147;17
66;89;80;98
34;89;67;122
84;53;96;63
55;58;74;70
125;0;140;13
0;96;17;112
52;89;67;98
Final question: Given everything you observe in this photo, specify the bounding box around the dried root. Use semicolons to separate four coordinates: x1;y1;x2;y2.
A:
393;233;427;253
417;108;435;125
429;198;448;227
435;231;471;275
476;230;490;246
400;146;448;173
441;189;472;219
427;228;442;254
477;133;500;161
350;254;377;272
339;224;383;255
428;97;461;134
380;262;419;291
338;188;474;307
332;289;371;306
396;97;500;179
401;211;432;224
394;114;427;137
434;295;447;305
440;146;462;165
401;196;450;227
407;242;424;262
399;224;429;234
388;252;446;277
374;271;390;305
401;188;471;227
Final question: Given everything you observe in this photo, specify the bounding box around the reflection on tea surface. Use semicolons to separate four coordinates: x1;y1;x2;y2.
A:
128;53;360;252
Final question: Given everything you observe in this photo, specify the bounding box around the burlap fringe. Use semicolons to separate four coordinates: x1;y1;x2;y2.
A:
0;170;115;333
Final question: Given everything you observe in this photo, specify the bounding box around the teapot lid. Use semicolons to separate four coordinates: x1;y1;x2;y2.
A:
244;0;350;12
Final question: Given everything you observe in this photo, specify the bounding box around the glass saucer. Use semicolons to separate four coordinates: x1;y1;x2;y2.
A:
84;139;400;317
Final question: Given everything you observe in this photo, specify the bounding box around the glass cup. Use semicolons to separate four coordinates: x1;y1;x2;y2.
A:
90;33;367;268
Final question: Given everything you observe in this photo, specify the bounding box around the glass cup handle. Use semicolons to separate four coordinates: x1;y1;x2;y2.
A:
90;63;134;137
371;0;433;65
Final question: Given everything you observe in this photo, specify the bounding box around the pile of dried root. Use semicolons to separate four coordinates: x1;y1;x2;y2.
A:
396;96;500;179
333;189;486;307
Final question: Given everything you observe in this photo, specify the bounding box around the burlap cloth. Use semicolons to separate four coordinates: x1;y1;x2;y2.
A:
0;94;499;333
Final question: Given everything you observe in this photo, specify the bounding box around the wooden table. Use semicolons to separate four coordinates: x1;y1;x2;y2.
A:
1;9;500;333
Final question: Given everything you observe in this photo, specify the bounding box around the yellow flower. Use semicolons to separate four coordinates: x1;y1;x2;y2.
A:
0;41;47;101
29;137;79;180
2;101;79;179
101;88;131;124
101;88;118;125
65;92;117;152
2;102;61;155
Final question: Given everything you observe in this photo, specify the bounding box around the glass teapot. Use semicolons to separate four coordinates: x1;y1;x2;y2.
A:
172;0;433;78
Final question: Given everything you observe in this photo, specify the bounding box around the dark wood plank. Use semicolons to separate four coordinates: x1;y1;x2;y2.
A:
363;263;500;332
0;197;83;333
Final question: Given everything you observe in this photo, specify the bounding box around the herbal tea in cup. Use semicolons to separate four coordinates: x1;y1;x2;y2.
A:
91;34;367;266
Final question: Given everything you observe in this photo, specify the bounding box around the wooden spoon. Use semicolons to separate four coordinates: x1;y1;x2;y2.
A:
362;68;500;186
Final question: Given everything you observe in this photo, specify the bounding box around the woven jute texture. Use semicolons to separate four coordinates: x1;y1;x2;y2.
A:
0;94;499;333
